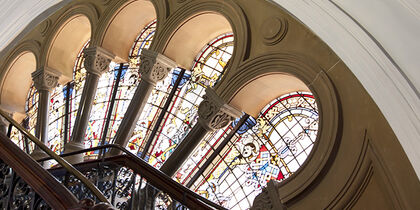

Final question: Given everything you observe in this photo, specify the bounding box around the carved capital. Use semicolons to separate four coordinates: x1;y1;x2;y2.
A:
31;67;61;91
198;88;242;131
251;180;285;210
83;47;115;76
138;49;177;85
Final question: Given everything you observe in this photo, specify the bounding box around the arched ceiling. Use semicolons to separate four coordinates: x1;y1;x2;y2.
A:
0;52;36;113
0;0;70;54
271;0;420;178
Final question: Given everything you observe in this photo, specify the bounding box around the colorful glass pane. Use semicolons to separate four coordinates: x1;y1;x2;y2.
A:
84;63;116;159
48;84;66;153
131;33;234;169
69;41;89;141
187;92;318;209
25;85;38;135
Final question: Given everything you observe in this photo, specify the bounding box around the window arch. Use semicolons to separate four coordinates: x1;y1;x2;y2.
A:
176;91;319;209
126;33;235;169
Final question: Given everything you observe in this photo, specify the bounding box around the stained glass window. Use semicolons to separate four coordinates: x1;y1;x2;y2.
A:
10;84;39;152
127;33;234;170
84;20;157;159
105;20;157;142
22;19;157;159
48;84;66;153
9;118;34;153
69;41;90;141
176;92;318;209
26;85;38;135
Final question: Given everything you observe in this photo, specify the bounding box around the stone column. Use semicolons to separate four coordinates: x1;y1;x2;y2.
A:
64;47;114;163
160;88;242;176
107;49;176;156
30;68;61;160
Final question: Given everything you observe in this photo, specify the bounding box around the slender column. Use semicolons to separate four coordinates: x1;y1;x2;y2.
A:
160;88;242;176
64;47;114;163
107;49;176;156
30;68;61;160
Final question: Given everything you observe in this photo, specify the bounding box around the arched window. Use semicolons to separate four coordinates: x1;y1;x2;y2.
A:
23;20;157;158
126;33;234;169
176;91;318;209
80;20;157;159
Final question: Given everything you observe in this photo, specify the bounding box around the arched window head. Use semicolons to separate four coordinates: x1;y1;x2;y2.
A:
129;20;156;68
177;91;318;209
127;33;234;169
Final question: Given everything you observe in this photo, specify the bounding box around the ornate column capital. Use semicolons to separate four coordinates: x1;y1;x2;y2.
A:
198;88;242;131
138;49;177;85
83;46;115;76
31;67;61;92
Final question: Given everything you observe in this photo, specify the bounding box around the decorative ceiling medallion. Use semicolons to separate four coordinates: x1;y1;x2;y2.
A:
262;17;288;46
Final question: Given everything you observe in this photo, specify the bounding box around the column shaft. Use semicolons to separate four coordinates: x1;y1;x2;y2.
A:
36;89;50;144
70;74;99;143
160;125;207;176
63;46;114;163
30;68;60;162
108;80;154;156
160;88;242;177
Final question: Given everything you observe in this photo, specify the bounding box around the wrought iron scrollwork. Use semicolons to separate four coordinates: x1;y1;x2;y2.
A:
0;159;51;210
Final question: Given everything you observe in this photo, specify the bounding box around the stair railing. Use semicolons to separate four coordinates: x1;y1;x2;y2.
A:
39;144;228;210
0;109;109;204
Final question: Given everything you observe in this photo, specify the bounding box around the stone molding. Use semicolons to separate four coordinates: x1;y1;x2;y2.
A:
251;180;285;210
138;49;177;85
198;88;242;131
31;67;61;92
83;46;115;76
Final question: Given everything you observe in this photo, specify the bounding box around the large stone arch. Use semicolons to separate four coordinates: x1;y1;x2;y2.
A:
0;48;38;115
42;4;97;84
227;52;340;202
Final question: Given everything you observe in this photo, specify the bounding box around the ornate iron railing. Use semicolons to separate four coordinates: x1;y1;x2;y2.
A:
41;145;228;210
0;108;225;209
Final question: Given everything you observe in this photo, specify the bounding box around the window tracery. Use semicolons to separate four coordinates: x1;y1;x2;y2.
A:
177;92;318;209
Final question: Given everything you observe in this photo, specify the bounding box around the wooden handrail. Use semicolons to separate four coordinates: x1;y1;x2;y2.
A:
45;144;228;210
0;132;80;209
0;109;108;203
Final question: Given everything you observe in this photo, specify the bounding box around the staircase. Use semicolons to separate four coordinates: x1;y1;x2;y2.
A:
0;110;224;209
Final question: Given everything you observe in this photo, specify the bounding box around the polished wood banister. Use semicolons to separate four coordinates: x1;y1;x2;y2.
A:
0;132;80;209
